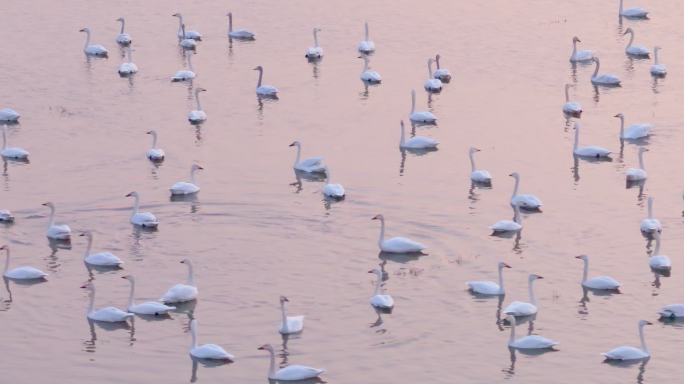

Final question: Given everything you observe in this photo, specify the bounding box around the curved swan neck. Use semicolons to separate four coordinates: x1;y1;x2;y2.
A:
47;205;56;228
511;176;520;200
514;204;522;225
3;248;10;274
362;57;369;74
120;19;125;34
497;266;505;294
565;85;570;103
176;15;183;34
428;60;434;79
294;144;301;167
190;167;199;186
195;90;202;111
151;132;158;149
267;348;277;377
186;262;195;287
364;22;369;42
528;279;537;306
626;31;635;49
280;301;288;331
509;318;516;344
84;235;93;259
190;322;198;349
469;151;477;172
313;29;319;48
87;287;96;315
648;198;653;219
374;273;382;296
256;67;263;89
638;150;645;170
574;125;580;151
582;258;589;283
639;323;649;353
84;29;91;50
619;116;625;136
400;123;406;146
378;218;386;248
592;59;600;79
127;279;135;308
410;91;416;115
131;194;140;217
228;13;233;32
187;54;194;73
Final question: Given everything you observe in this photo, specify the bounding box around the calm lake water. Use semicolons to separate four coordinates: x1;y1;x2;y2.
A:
2;0;684;383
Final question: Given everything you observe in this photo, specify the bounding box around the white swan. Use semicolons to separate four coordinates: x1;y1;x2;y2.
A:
82;283;133;322
650;232;671;271
80;231;124;266
504;274;543;316
623;28;650;56
290;141;325;172
562;84;582;114
118;47;138;74
254;66;278;95
188;88;207;123
322;166;345;198
172;52;196;81
227;12;255;38
305;28;324;58
0;210;14;221
372;214;426;253
173;13;202;39
278;296;304;334
1;125;29;159
509;173;542;208
358;22;375;53
615;113;653;139
146;130;165;160
116;17;131;44
80;28;108;56
0;108;20;122
359;54;381;83
490;202;523;232
259;344;325;380
170;164;203;195
569;36;595;62
619;0;649;18
602;320;652;360
122;276;175;315
424;58;442;92
573;123;611;158
42;202;71;240
125;191;158;227
651;46;667;75
591;57;621;85
433;54;451;82
189;319;234;360
640;196;661;233
466;262;511;295
658;304;684;318
409;90;437;123
160;259;198;303
626;147;648;181
575;255;621;290
469;147;491;182
507;315;558;349
368;268;393;308
180;24;197;49
2;245;48;279
399;120;439;149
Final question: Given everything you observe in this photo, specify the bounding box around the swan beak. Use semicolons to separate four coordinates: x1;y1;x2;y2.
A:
0;246;5;250
575;255;583;259
476;149;481;152
508;173;514;177
371;215;379;220
180;260;185;264
80;285;87;288
536;275;544;279
146;131;152;134
258;345;268;350
79;29;85;32
41;203;48;206
504;264;511;268
289;142;296;147
197;166;204;170
646;321;653;325
357;56;362;59
125;193;132;197
644;149;650;152
121;276;129;279
368;270;375;273
283;297;289;302
79;233;85;237
201;88;207;92
577;38;581;42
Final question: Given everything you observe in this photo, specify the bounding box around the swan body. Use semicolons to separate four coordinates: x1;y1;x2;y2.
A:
2;245;48;279
322;166;345;198
172;52;196;81
278;296;305;333
368;268;394;308
82;283;133;322
259;344;325;380
409;90;436;122
507;315;558;349
359;54;381;83
573;123;611;158
254;66;278;95
623;28;650;56
1;125;29;159
562;84;582;113
160;259;198;303
118;48;138;74
490;202;523;232
190;320;234;360
372;214;426;253
290;141;325;172
42;202;71;240
358;22;375;53
466;262;511;295
170;164;203;195
658;304;684;318
80;28;108;55
227;12;255;38
0;210;14;221
509;173;542;208
125;191;158;227
591;57;621;85
80;231;124;266
569;36;595;62
146;131;165;160
602;320;651;360
504;274;543;316
399;120;439;149
433;54;451;81
173;14;202;39
619;0;649;18
626;147;648;181
576;255;621;289
468;147;491;181
0;109;20;121
640;197;661;233
116;18;131;44
305;28;324;58
615;113;653;139
188;88;207;123
651;46;666;75
650;232;671;270
122;276;175;315
424;58;442;92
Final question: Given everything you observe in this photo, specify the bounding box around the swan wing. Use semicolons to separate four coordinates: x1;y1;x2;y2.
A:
172;70;196;80
322;184;345;197
85;45;108;54
627;46;650;55
562;102;582;112
189;111;207;121
89;307;133;322
0;108;20;121
504;301;537;316
466;281;501;295
602;346;648;360
403;136;439;148
626;168;647;180
409;112;437;122
592;74;621;84
433;69;451;78
0;210;14;221
512;195;542;208
489;220;522;231
180;39;196;48
381;237;426;253
117;34;131;43
575;146;612;157
129;302;175;315
160;284;198;302
297;157;324;168
256;85;278;94
132;212;158;226
624;124;653;139
47;225;71;239
512;335;558;349
192;344;234;360
85;252;123;266
649;255;671;269
640;218;661;232
229;29;255;38
147;149;165;159
651;64;667;74
4;267;48;279
470;170;491;181
573;50;596;61
274;365;325;381
361;72;381;82
306;47;324;57
358;41;375;52
371;294;394;308
658;304;684;317
621;8;649;17
169;182;200;194
1;147;30;158
280;316;305;333
424;79;442;90
583;276;621;289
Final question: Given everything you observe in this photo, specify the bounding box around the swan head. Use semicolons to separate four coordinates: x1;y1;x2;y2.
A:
565;83;572;91
289;141;301;147
253;66;263;71
121;275;134;282
125;191;139;198
180;259;193;266
41;202;56;209
368;268;382;276
623;27;634;36
371;214;384;221
258;344;275;351
614;113;624;119
593;56;600;63
0;245;7;251
469;147;481;155
654;46;661;52
195;88;206;95
79;230;93;239
191;164;204;172
117;17;124;22
79;28;90;33
575;254;588;261
147;130;157;136
639;320;653;327
498;262;511;269
508;172;520;179
172;13;182;18
573;36;581;43
528;274;543;281
428;58;434;66
639;147;650;154
435;54;441;61
227;12;233;17
280;295;289;303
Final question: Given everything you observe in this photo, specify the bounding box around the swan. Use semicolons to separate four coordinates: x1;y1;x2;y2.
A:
409;90;437;123
359;54;381;83
573;123;611;158
258;344;325;380
146;131;165;160
1;125;29;159
254;66;278;96
125;191;158;227
289;141;325;172
562;84;582;114
170;164;203;195
591;57;621;85
2;245;48;279
180;24;197;49
42;202;71;240
509;173;542;208
575;255;621;289
619;0;649;18
358;22;375;53
305;28;324;58
173;13;202;39
122;276;175;315
651;46;667;75
372;214;426;253
322;166;345;198
569;36;595;62
507;315;558;349
118;47;138;74
658;304;684;318
649;232;671;271
615;113;653;139
602;320;652;360
81;283;133;322
465;262;511;295
640;196;661;233
171;52;196;81
626;147;649;181
0;108;20;122
368;268;394;308
116;17;131;44
80;231;124;266
433;54;451;82
278;296;304;334
469;147;491;181
0;210;14;221
490;201;523;232
188;88;207;123
160;259;198;303
623;28;650;56
227;12;255;38
424;58;442;92
80;28;108;56
189;319;234;360
399;120;439;149
504;274;543;316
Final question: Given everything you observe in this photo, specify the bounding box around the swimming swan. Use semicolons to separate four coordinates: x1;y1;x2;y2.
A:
615;113;653;139
42;202;71;240
650;46;666;75
169;164;203;195
172;52;196;81
81;283;133;322
146;131;165;160
591;57;621;85
562;84;582;114
125;191;158;227
640;196;661;233
0;109;20;122
116;17;131;44
509;173;542;208
118;47;138;74
254;66;278;96
160;259;198;303
575;255;621;289
0;210;14;221
372;214;426;253
227;12;255;39
619;0;649;18
569;36;595;62
490;201;523;232
278;296;305;334
2;245;48;279
188;88;207;123
305;28;324;58
623;28;650;56
258;344;325;380
359;54;381;83
289;141;325;172
469;147;491;182
322;166;345;198
189;319;234;360
424;58;442;92
368;268;393;308
507;315;558;349
573;123;611;158
649;232;671;271
173;13;202;39
1;125;29;159
504;274;543;316
658;304;684;318
409;90;436;123
433;54;451;82
80;231;124;266
122;275;176;315
626;147;648;181
466;262;511;295
180;24;197;49
399;120;439;149
602;320;652;360
358;22;375;53
79;28;108;56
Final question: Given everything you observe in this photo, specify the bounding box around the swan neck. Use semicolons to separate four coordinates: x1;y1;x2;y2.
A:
639;323;649;353
435;56;441;70
638;150;645;170
280;301;289;332
374;274;382;296
378;218;386;249
131;194;140;217
565;85;570;103
120;19;125;34
582;258;589;283
648;199;653;219
187;54;194;73
3;248;9;274
84;235;92;259
592;59;599;79
294;144;301;167
410;92;416;115
313;29;319;48
627;32;634;49
228;14;233;32
497;266;505;294
191;323;198;350
191;167;198;186
511;177;519;200
469;152;476;172
509;319;516;344
257;68;263;89
528;279;537;306
48;205;55;228
88;288;95;315
574;126;579;150
654;49;659;65
400;124;405;146
267;348;277;378
362;58;369;74
620;0;623;13
127;279;135;308
186;262;195;287
571;40;577;60
619;117;624;136
195;91;202;111
151;133;158;149
177;16;183;34
514;204;521;225
2;127;7;151
84;30;91;50
364;23;369;42
428;60;434;79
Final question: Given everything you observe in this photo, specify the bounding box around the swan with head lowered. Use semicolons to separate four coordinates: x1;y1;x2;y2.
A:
573;123;611;158
160;259;198;303
188;88;207;123
0;108;20;122
180;24;197;49
278;296;304;334
424;58;442;92
504;274;543;317
170;164;203;195
372;214;426;253
623;28;650;56
80;231;124;266
189;319;234;360
509;173;542;209
626;147;649;181
490;201;523;232
562;84;581;114
507;315;558;349
649;232;671;271
575;255;621;290
322;166;345;198
409;90;436;123
116;17;131;44
359;54;381;83
125;191;158;227
615;113;653;139
658;304;684;318
305;28;323;58
171;52;196;81
591;57;621;85
466;262;511;295
173;13;202;39
641;197;661;233
399;120;439;149
368;268;393;308
469;148;490;182
146;131;165;160
358;22;375;53
227;12;255;39
81;283;133;322
0;210;14;221
254;66;278;96
433;54;451;82
619;0;649;18
602;320;652;360
122;276;175;315
118;48;138;74
42;202;71;240
289;141;324;172
1;125;29;159
651;46;666;75
2;245;48;279
569;36;595;62
79;28;108;56
259;344;325;380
